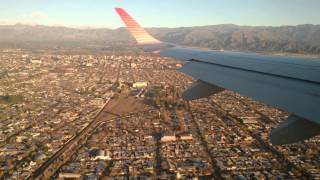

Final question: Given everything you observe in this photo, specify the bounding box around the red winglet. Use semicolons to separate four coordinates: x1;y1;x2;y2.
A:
115;8;161;45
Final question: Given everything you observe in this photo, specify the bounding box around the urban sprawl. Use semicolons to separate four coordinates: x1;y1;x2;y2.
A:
0;48;319;180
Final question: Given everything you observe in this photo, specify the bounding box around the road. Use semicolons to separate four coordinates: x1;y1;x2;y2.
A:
28;95;151;179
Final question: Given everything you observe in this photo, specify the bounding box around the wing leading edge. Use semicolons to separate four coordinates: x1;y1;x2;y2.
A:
115;8;320;145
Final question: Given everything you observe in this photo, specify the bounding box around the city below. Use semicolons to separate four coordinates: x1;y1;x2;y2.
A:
0;46;319;180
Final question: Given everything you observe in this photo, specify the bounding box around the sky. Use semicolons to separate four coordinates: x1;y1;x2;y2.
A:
0;0;320;28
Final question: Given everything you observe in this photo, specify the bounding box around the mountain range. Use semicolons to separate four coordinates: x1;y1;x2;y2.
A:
1;24;320;54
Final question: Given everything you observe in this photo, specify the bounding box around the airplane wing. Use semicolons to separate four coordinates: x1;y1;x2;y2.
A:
115;8;320;145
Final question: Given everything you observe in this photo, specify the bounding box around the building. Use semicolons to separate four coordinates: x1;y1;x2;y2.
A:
58;173;81;179
133;82;148;89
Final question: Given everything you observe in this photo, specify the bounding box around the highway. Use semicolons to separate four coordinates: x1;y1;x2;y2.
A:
28;99;115;179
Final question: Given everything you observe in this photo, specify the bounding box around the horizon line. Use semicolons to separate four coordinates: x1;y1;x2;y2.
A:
0;22;319;30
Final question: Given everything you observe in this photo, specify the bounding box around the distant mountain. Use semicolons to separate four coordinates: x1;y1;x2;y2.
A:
0;24;130;42
1;24;320;54
149;24;320;54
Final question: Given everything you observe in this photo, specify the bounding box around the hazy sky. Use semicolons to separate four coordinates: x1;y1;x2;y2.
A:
1;0;319;28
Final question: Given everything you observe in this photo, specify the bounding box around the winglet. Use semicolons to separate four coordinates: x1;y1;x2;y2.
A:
115;8;161;45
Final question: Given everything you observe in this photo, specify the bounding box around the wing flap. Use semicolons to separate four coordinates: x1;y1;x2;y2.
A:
270;115;320;145
182;80;224;100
